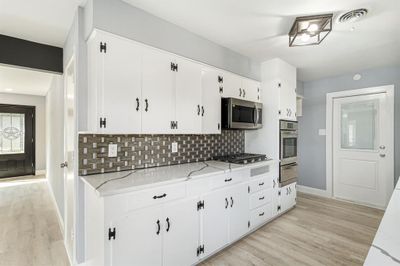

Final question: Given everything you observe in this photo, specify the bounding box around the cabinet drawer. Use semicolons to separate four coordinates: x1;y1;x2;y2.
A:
210;170;247;190
125;183;186;211
250;203;273;229
250;189;272;210
249;176;273;193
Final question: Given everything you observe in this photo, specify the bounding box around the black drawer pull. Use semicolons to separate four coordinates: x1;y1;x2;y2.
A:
153;193;167;199
259;212;265;217
259;196;265;200
225;178;232;182
259;182;264;186
225;198;229;209
166;218;170;232
156;220;160;235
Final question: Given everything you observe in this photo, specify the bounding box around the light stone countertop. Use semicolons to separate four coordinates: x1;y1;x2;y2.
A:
364;178;400;265
81;159;275;197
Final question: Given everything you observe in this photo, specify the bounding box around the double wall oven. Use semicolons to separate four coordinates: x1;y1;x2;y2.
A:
280;120;298;186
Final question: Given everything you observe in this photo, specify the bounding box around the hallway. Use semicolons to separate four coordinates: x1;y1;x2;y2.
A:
0;176;69;266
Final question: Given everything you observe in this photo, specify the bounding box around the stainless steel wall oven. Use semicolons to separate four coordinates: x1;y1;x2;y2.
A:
280;120;298;186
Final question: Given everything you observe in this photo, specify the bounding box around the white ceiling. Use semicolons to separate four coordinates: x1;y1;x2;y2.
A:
0;65;55;96
0;0;85;47
123;0;400;81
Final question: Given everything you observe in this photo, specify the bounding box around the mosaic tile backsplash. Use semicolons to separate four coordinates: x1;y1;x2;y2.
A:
79;130;244;175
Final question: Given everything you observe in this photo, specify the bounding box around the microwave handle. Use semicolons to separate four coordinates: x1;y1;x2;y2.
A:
253;108;257;125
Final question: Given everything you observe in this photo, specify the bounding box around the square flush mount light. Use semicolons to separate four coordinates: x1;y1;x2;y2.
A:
289;14;333;47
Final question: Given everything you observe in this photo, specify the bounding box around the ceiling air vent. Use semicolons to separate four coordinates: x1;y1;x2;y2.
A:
338;8;368;23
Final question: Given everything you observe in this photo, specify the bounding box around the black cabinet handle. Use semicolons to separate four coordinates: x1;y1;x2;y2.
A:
259;212;265;217
259;182;264;186
230;197;234;208
243;89;246;98
145;99;149;112
156;220;160;235
201;106;204;116
153;193;167;199
166;218;170;232
273;179;276;188
224;178;232;182
225;198;229;209
197;104;200;116
136;98;140;111
239;88;242;97
259;196;265;200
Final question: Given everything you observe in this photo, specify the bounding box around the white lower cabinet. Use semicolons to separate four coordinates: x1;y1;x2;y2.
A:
278;182;297;213
227;183;250;242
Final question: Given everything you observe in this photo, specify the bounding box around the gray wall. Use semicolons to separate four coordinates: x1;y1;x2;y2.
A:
87;0;260;80
46;75;64;221
298;66;400;190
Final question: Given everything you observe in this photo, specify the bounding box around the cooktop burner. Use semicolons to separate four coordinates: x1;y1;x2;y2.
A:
213;153;269;164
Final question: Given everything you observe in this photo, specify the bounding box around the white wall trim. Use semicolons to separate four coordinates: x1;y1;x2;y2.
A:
326;85;395;204
47;179;65;236
35;169;46;176
297;185;331;198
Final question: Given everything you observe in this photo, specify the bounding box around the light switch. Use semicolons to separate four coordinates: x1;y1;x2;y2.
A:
319;129;326;136
108;144;118;157
172;142;178;153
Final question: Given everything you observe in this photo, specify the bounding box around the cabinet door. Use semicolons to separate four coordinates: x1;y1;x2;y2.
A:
242;78;261;102
202;188;230;257
95;33;142;133
279;81;297;121
163;197;200;266
221;72;243;99
201;67;222;134
175;58;202;134
109;206;162;266
142;47;175;134
228;183;249;242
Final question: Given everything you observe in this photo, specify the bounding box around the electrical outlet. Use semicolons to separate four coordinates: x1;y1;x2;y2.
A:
172;142;178;153
108;144;118;157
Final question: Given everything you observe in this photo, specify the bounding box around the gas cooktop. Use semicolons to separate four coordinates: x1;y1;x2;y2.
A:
213;153;269;165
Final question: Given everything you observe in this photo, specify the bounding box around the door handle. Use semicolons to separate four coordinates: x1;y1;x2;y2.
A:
166;218;170;232
259;196;265;200
153;193;167;199
136;98;140;111
197;105;200;116
379;145;386;150
259;212;265;217
201;106;204;116
60;162;68;168
243;89;246;98
156;220;160;235
380;154;386;158
225;198;229;209
230;197;234;208
224;178;232;182
239;88;242;97
145;99;149;112
259;182;264;186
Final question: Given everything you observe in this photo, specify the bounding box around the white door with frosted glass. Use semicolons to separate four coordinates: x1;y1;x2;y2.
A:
333;93;392;208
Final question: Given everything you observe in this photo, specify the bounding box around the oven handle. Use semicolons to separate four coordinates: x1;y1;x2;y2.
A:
281;162;297;169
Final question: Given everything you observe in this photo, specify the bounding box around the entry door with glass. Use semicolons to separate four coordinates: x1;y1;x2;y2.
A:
333;93;392;208
0;104;35;178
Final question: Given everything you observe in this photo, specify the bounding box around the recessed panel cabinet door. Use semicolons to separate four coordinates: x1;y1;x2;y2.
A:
201;68;222;134
175;58;202;133
202;188;230;257
101;33;142;133
228;183;250;242
162;197;200;266
242;78;261;102
109;206;162;266
142;48;175;134
221;72;243;99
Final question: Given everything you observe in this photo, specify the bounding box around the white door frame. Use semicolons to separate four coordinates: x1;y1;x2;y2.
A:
326;85;394;204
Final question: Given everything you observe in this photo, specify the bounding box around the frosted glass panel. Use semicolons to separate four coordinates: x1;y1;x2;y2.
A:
0;113;25;154
341;100;377;150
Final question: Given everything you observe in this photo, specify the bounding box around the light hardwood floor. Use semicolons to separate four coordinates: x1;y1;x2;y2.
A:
0;175;69;266
202;193;384;266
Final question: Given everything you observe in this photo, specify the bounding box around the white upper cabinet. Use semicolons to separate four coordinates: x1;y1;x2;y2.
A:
242;78;261;102
221;72;261;103
201;67;222;134
87;31;142;134
277;61;297;121
141;47;176;134
175;58;203;134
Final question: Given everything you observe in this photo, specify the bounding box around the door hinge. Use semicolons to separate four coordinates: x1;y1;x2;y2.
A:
100;117;107;128
277;205;281;211
278;110;281;115
197;200;205;210
108;227;116;240
170;62;178;72
100;42;107;53
219;86;223;93
248;221;250;228
278;190;281;196
218;75;223;83
170;121;178;129
217;123;220;130
196;245;205;256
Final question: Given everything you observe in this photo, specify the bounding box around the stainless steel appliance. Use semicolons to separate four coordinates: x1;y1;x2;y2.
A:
213;153;269;164
221;98;262;129
280;120;298;186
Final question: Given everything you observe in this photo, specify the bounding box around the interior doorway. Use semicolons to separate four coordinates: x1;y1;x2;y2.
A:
0;104;35;178
326;85;394;209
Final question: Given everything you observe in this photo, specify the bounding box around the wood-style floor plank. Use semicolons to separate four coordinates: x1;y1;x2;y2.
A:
0;176;69;266
202;192;384;266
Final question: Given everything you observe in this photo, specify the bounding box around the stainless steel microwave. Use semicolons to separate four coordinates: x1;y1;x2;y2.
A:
221;98;262;129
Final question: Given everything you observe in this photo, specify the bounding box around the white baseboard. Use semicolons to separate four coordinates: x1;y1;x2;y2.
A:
297;185;331;198
46;180;65;236
36;169;46;176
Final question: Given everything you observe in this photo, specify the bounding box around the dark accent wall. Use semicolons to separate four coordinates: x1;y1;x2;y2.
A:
79;130;244;175
0;34;63;73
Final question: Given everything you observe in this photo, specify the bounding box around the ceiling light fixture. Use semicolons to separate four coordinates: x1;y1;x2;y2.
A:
4;88;13;92
289;14;333;47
